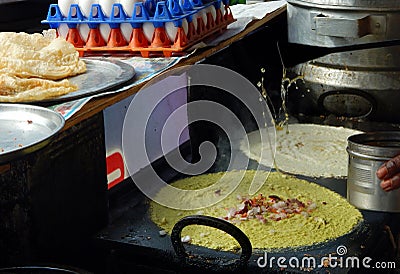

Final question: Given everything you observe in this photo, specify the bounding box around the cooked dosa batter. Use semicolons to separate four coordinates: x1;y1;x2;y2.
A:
241;124;362;178
150;170;363;251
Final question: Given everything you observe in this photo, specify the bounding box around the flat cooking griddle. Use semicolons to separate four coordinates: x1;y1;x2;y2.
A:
95;163;390;273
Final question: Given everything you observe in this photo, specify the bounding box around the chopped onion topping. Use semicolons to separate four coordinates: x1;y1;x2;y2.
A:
222;193;316;223
181;235;191;243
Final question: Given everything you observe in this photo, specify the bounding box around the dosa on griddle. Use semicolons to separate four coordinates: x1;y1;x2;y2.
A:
241;124;362;178
150;170;363;251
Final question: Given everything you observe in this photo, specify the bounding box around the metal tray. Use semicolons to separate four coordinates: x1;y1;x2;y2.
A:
0;0;26;4
27;58;136;104
0;104;65;164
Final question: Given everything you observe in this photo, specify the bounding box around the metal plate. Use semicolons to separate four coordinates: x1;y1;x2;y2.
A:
0;104;65;164
30;58;135;104
0;0;26;4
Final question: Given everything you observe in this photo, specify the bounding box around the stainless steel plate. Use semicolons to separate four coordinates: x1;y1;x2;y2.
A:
0;104;65;164
29;58;135;104
0;0;26;4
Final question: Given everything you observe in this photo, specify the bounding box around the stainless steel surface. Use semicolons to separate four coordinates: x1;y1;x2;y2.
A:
288;47;400;122
286;0;400;121
347;131;400;212
0;104;65;163
28;58;135;104
314;45;400;68
287;0;400;8
287;0;400;47
0;0;28;5
0;0;26;4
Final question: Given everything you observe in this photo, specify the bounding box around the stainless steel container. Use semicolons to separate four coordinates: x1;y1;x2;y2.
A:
286;0;400;122
288;46;400;122
347;131;400;212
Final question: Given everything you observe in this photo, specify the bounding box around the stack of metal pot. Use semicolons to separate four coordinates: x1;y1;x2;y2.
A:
286;0;400;122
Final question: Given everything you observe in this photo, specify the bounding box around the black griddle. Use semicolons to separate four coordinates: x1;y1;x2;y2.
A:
96;78;399;273
94;157;393;274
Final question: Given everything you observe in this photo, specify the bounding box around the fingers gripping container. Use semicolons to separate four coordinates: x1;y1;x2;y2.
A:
42;0;235;57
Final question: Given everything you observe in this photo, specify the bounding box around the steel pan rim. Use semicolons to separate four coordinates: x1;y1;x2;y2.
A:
287;0;400;11
0;103;65;164
347;131;400;159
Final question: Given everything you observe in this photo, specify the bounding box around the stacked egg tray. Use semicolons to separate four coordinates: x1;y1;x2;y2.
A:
42;0;235;57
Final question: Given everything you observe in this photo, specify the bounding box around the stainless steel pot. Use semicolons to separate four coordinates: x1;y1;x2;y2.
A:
347;131;400;212
287;46;400;122
286;0;400;122
287;0;400;47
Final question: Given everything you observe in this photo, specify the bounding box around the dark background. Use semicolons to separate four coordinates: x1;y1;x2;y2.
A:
0;0;55;33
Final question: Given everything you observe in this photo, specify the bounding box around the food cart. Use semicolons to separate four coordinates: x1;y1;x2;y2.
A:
0;0;399;273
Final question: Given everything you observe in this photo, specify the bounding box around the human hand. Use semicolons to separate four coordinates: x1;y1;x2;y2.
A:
376;155;400;192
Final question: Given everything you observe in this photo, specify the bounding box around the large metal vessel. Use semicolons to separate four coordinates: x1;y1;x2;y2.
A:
288;46;400;122
287;0;400;47
286;0;400;122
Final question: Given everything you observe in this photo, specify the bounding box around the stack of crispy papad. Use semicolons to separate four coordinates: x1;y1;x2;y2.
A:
0;30;86;102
